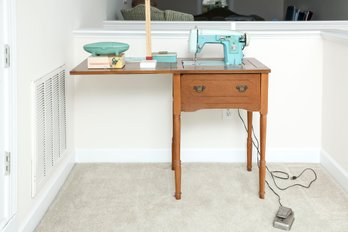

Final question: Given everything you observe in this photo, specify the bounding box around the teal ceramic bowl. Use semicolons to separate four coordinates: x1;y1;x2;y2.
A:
83;42;129;56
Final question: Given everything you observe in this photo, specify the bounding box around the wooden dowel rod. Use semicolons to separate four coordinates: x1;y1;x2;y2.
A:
145;0;152;59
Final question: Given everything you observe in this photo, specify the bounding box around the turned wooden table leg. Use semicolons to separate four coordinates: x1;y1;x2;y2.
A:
247;111;253;171
171;99;175;171
259;113;267;199
173;114;181;200
259;73;269;199
173;74;182;200
171;139;175;170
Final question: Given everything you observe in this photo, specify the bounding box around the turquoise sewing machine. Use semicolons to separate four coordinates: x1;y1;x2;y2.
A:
188;28;249;66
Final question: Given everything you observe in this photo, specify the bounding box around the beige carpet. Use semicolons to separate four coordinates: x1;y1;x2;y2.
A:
35;163;348;232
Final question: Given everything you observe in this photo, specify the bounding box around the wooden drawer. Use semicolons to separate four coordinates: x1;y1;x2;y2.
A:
181;74;261;111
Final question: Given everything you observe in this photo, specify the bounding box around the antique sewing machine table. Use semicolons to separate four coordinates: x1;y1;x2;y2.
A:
70;58;271;200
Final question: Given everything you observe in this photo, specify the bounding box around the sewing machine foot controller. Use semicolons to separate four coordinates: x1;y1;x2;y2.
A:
273;206;295;231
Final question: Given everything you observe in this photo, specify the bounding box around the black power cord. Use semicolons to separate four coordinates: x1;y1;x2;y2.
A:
237;109;317;206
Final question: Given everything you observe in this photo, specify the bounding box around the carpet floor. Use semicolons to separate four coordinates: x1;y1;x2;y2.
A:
35;163;348;232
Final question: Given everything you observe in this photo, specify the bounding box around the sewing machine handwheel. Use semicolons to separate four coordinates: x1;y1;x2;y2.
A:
244;33;250;47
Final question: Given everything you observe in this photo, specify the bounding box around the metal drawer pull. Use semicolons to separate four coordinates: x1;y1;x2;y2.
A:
193;85;206;93
236;85;248;92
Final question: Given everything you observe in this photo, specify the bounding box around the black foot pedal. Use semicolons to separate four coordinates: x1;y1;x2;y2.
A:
273;206;295;231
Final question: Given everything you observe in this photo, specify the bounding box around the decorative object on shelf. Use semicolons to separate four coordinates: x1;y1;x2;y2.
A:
152;51;177;63
202;0;227;13
285;6;313;21
87;53;125;69
83;42;129;56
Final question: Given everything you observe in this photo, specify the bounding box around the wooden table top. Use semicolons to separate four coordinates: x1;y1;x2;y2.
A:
70;58;270;76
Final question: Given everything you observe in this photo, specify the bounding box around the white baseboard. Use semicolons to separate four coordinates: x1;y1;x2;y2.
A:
75;148;321;163
18;153;75;232
2;215;16;232
321;149;348;193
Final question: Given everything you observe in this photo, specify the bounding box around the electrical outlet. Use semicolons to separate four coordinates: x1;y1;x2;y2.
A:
123;0;128;4
223;109;233;120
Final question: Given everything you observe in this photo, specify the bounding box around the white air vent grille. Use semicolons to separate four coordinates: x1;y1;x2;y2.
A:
32;66;67;196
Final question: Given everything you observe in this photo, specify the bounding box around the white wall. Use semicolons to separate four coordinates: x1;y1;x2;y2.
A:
233;0;284;20
108;0;132;20
15;0;119;230
284;0;348;20
72;29;322;163
321;33;348;190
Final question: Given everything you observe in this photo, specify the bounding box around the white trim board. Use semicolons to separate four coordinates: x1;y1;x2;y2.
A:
18;153;74;232
75;148;320;163
102;21;348;31
72;28;321;40
321;150;348;193
2;215;16;232
321;30;348;45
1;0;17;229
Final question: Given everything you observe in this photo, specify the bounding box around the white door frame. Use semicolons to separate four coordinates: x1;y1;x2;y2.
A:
1;0;17;231
0;0;6;225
